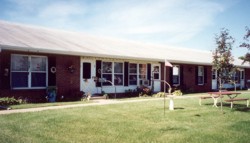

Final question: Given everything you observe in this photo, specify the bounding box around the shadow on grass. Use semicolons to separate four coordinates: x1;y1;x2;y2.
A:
204;103;214;106
204;103;249;112
234;107;250;112
221;103;250;112
174;107;185;110
160;126;188;132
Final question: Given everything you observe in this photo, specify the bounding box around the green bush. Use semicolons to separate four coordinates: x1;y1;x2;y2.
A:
125;89;139;97
0;97;20;106
153;92;166;97
172;90;183;96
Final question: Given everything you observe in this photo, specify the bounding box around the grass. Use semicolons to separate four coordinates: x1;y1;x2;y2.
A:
9;100;94;109
0;92;250;143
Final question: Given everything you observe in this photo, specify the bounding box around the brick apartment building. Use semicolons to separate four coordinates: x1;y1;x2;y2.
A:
0;21;249;101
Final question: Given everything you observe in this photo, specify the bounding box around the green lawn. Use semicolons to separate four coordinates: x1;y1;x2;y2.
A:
9;100;93;109
0;93;250;143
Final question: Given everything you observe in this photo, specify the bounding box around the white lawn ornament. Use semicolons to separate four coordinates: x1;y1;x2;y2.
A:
169;95;174;110
86;93;92;101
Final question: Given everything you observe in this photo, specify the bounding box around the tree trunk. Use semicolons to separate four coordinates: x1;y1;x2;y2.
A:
219;78;223;111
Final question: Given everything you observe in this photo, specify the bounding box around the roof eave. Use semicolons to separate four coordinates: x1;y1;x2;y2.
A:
2;45;249;68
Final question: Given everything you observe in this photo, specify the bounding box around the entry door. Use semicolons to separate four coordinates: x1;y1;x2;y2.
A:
240;69;245;89
152;64;161;92
212;69;217;90
81;59;96;94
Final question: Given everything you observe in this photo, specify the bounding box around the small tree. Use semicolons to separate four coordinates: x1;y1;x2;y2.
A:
239;26;250;64
212;28;235;91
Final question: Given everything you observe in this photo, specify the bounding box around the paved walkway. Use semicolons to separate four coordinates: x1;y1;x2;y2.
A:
0;95;197;115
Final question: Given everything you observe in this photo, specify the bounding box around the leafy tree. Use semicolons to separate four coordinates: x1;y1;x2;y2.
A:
212;28;235;91
239;26;250;64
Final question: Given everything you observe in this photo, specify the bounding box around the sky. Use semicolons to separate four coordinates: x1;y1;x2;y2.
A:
0;0;249;58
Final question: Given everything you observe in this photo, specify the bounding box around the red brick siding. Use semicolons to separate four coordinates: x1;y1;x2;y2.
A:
0;50;48;100
181;64;212;93
0;50;80;101
0;50;11;90
160;63;212;93
245;68;250;88
56;55;80;98
160;62;172;92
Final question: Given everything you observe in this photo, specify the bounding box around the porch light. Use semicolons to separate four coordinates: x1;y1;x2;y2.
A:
68;65;75;73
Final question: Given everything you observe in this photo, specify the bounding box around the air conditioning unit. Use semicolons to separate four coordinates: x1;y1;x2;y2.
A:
140;80;149;86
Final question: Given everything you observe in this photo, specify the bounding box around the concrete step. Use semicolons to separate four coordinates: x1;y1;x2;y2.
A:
90;95;106;100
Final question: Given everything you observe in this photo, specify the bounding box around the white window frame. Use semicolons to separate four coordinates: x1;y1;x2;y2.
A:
153;65;160;80
129;63;138;86
11;54;48;89
114;62;124;86
101;61;124;86
172;65;180;85
139;63;147;86
212;69;217;80
198;66;204;85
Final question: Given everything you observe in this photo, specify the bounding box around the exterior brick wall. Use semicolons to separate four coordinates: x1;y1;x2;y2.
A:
0;50;80;102
0;50;48;100
160;62;172;92
160;63;212;93
55;55;80;99
245;68;250;89
180;64;212;93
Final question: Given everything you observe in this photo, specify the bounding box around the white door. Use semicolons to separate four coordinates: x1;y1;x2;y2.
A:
152;64;161;92
212;69;217;90
240;69;245;89
80;59;96;94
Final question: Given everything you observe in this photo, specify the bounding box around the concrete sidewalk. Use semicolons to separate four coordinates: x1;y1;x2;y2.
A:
0;95;197;115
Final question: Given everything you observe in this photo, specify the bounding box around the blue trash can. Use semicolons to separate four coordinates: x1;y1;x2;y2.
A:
47;86;57;102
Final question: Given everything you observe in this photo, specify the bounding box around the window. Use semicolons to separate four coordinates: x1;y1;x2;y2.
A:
11;54;47;89
114;62;123;85
232;71;240;83
139;64;147;85
153;66;160;80
212;69;217;80
198;66;204;85
172;65;180;85
102;62;124;86
129;63;137;85
241;70;245;80
102;62;112;86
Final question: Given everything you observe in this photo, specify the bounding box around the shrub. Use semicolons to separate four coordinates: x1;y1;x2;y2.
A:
17;96;28;104
153;92;166;97
137;86;152;96
172;90;183;96
125;89;139;97
0;97;20;106
103;94;109;99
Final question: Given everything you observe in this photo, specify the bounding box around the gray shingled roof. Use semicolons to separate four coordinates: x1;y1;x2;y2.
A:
0;20;248;67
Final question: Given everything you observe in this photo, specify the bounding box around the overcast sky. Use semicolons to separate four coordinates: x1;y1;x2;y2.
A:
0;0;249;58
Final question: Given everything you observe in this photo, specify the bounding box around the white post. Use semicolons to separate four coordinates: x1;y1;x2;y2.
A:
169;96;174;110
